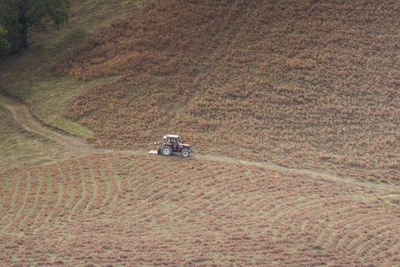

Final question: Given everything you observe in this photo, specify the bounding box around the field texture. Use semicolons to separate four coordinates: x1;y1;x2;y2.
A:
55;0;400;183
0;0;148;137
1;153;400;266
0;102;62;170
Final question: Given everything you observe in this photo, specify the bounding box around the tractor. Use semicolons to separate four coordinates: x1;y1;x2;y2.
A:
157;135;191;157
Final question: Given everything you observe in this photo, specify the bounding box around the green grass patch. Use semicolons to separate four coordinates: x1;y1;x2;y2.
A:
0;0;148;137
12;173;31;231
86;160;98;213
33;169;52;234
19;170;42;228
11;255;21;262
68;160;86;221
48;252;57;263
0;105;61;170
29;169;43;229
65;163;75;222
99;163;110;207
0;175;9;212
109;161;121;204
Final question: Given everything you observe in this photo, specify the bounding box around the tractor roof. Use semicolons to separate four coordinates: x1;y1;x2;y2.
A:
164;134;179;139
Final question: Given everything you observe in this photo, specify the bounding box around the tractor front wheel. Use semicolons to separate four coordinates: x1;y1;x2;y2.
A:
161;146;172;156
181;149;190;158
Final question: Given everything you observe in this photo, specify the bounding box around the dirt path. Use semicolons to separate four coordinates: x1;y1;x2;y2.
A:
1;94;399;195
0;94;112;160
195;154;400;194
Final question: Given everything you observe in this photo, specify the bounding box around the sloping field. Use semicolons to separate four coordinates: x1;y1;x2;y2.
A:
55;0;400;183
0;102;62;170
0;0;148;137
1;153;400;265
0;94;108;169
2;0;400;265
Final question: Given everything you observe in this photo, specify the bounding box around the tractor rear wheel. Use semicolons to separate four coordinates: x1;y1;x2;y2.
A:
161;146;172;156
181;149;190;158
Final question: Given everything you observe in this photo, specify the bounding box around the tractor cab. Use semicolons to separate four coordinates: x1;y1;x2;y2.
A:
164;135;179;150
158;134;191;157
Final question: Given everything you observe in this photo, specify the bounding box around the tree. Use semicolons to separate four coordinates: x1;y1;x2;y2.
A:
0;25;11;59
0;0;70;53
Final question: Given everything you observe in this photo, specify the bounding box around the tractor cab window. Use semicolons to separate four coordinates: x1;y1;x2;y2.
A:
170;138;177;149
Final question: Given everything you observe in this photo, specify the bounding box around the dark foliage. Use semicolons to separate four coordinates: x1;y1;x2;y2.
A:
0;25;10;59
0;0;69;54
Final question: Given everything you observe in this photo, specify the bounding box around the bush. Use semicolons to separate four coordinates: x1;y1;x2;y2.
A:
0;25;10;60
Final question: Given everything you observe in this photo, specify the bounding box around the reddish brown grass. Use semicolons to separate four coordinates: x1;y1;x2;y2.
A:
1;153;400;265
54;0;400;183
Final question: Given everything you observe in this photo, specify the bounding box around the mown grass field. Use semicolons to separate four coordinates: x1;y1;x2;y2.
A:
54;0;400;183
1;0;400;265
0;103;63;170
1;154;400;266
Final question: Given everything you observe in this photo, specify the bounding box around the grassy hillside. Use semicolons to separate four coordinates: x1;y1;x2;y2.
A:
0;104;63;169
2;1;400;265
0;0;149;169
0;0;148;137
55;0;400;183
1;153;400;265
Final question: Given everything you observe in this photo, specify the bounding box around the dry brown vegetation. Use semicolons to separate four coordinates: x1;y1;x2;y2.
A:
3;0;400;265
1;153;400;265
55;0;400;184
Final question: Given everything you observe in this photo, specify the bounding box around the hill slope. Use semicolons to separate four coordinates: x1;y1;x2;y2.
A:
55;0;400;183
0;0;148;168
0;0;148;137
2;153;400;265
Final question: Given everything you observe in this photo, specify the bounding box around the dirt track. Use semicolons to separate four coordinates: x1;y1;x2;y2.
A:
2;94;400;266
1;93;400;195
0;94;112;161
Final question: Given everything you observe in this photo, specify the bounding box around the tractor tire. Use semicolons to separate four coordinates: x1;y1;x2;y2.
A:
181;149;190;158
161;146;172;156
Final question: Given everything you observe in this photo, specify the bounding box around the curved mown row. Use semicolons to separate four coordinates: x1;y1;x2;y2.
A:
1;153;399;265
